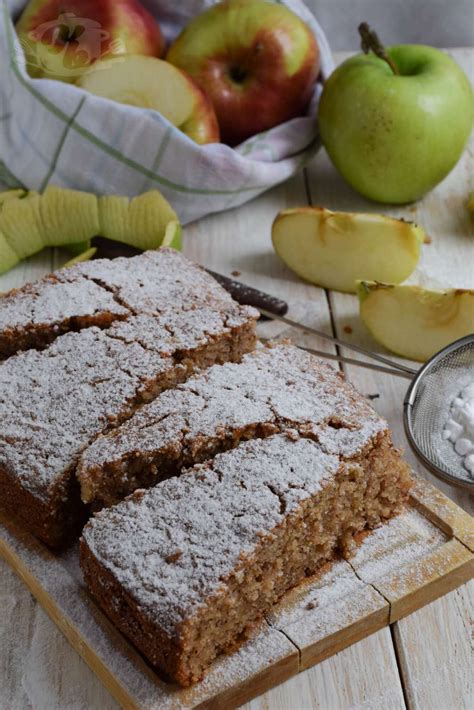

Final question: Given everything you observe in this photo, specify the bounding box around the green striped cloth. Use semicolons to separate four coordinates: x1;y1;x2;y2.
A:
0;1;333;223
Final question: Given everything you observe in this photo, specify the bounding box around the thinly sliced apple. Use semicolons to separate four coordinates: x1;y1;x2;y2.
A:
99;191;178;250
0;186;180;275
77;56;220;145
40;186;100;246
162;220;182;251
272;207;425;293
358;281;474;361
63;247;98;268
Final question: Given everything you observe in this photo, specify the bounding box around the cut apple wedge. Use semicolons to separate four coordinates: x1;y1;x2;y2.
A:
272;207;425;293
358;281;474;362
77;56;220;145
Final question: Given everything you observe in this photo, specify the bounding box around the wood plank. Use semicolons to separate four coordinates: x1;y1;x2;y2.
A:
246;628;406;710
266;559;389;670
1;47;471;710
409;476;474;552
1;477;471;710
393;580;474;710
0;514;299;710
304;47;474;710
349;508;473;622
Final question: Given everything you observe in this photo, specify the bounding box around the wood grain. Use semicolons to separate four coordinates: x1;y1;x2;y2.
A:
0;47;472;710
1;485;472;709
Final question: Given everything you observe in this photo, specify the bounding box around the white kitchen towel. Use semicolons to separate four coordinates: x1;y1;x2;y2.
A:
0;0;334;224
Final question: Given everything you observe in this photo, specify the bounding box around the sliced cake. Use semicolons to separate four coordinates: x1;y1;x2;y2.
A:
80;430;411;687
0;248;238;358
0;304;257;547
77;343;411;508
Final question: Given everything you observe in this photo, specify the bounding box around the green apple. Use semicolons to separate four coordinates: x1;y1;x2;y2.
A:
318;25;474;203
272;207;425;292
358;281;474;361
77;56;220;145
16;0;164;83
167;0;319;146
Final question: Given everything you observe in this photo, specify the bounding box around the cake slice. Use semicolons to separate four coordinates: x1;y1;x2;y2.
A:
0;304;257;547
78;343;410;508
80;431;410;687
0;248;238;358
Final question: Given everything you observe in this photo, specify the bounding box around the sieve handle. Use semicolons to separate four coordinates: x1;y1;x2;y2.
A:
258;308;417;377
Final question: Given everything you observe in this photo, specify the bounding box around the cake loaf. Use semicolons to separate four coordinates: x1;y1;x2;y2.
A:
0;248;238;358
80;431;410;687
78;343;411;508
0;303;257;547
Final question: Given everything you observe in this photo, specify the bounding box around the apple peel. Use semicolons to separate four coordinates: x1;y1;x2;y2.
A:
272;206;425;293
358;281;474;362
0;187;180;275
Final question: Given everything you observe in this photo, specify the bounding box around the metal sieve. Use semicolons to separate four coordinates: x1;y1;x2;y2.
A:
404;334;474;491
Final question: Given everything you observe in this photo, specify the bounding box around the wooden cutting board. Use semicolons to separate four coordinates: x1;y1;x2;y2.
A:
0;475;472;710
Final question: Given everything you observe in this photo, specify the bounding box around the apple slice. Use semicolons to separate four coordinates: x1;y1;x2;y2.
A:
77;56;220;145
63;247;98;268
99;191;178;250
272;207;425;293
358;281;474;361
162;221;182;251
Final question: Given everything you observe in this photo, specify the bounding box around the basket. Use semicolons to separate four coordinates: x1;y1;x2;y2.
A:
0;0;334;223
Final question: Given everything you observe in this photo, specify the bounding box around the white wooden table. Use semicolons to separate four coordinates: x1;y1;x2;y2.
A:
1;49;473;710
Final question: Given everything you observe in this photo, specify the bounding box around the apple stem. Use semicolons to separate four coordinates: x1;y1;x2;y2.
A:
358;23;399;75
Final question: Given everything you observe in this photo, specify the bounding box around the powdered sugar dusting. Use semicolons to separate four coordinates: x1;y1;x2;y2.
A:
82;433;341;638
350;508;447;585
0;301;254;501
79;344;386;500
0;249;257;356
0;276;127;331
267;560;386;647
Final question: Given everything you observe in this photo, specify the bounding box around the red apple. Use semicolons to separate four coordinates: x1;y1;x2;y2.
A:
16;0;164;82
167;0;319;146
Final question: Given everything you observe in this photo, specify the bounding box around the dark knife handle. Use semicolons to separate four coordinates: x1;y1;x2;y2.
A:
207;270;288;318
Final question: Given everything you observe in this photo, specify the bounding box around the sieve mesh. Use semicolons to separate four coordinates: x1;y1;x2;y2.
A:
404;336;474;489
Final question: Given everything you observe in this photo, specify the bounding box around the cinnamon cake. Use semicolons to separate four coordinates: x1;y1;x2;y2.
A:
0;304;257;547
0;248;239;358
80;431;411;687
78;343;411;508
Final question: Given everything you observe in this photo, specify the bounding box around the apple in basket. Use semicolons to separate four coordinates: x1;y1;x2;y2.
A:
77;56;220;145
167;0;320;146
16;0;164;82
